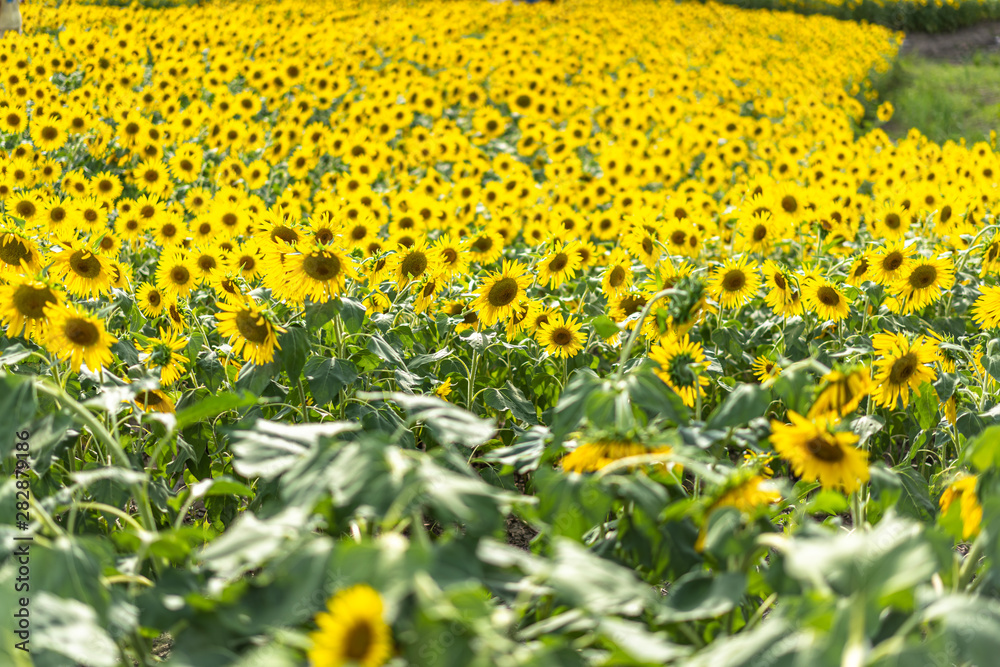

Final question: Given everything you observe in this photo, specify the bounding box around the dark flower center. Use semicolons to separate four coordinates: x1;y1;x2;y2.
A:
235;309;271;344
908;265;937;289
888;352;918;385
64;317;99;346
816;286;840;307
806;436;844;462
70;251;102;279
303;253;341;281
722;269;746;292
487;277;519;307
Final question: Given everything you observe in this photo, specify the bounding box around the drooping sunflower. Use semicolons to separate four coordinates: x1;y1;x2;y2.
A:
0;277;61;340
287;245;357;303
561;437;674;474
471;260;531;327
215;299;284;366
871;332;939;409
892;257;954;314
972;285;1000;330
808;367;872;418
536;312;584;359
769;412;869;493
709;255;761;310
139;328;189;386
133;389;176;414
801;278;851;322
650;334;710;407
43;303;117;373
307;585;393;667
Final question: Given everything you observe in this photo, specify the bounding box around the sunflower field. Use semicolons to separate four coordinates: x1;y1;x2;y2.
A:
2;0;1000;665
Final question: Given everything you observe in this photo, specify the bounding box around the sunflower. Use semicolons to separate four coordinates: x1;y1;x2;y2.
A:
869;240;914;285
709;255;761;310
434;377;453;400
393;241;439;288
156;252;198;299
413;273;444;314
808;367;872;418
650;334;710;407
739;210;783;254
139;328;189;386
769;412;868;493
751;355;780;384
892;257;954;314
871;332;939;409
136;282;170;318
53;245;113;298
0;277;61;340
710;474;781;513
471;260;531;327
762;260;800;316
601;247;633;299
536;313;584;358
467;229;504;265
0;228;43;276
133;389;176;414
845;252;872;287
561;437;673;473
288;245;356;303
537;242;582;289
307;585;393;667
432;234;470;278
802;278;851;322
43;303;117;373
215;299;283;365
972;285;1000;330
622;225;660;268
939;475;982;540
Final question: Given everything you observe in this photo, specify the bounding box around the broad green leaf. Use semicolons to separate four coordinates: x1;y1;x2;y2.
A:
32;593;119;667
0;374;37;451
276;326;311;381
485;381;538;424
304;357;358;407
231;419;359;479
367;334;405;367
625;362;690;425
360;392;495;448
550;369;601;440
707;383;768;430
337;296;366;333
591;315;620;339
914;381;939;431
965;425;1000;471
658;571;746;623
175;391;258;430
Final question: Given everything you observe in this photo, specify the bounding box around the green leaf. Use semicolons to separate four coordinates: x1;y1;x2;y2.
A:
551;369;602;440
533;466;613;542
658;571;746;623
914;381;939;431
367;334;405;367
546;538;656;616
360;392;495;448
965;425;1000;471
31;593;119;667
337;296;366;333
626;362;690;425
231;419;359;479
175;391;258;430
706;383;768;430
235;361;278;396
304;357;358;407
276;326;311;381
591;315;620;339
485;381;538;424
934;372;957;402
27;411;78;476
0;374;37;449
0;343;33;367
483;426;549;473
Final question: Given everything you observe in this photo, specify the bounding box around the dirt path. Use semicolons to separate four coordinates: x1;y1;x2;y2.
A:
900;20;1000;61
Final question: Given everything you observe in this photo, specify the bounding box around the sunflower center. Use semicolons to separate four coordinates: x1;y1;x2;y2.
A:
70;251;102;279
41;126;58;141
15;201;36;218
0;237;31;266
805;436;844;462
548;252;568;273
888;352;918;384
908;265;937;289
13;284;56;318
670;230;686;245
781;195;797;213
239;256;256;271
350;224;368;240
751;225;767;242
136;390;163;407
147;290;161;306
303;253;341;281
198;256;216;271
471;236;493;253
773;273;787;290
272;226;299;244
883;252;903;272
487;277;519;307
621;295;646;317
641;237;654;255
722;269;746;292
609;266;626;288
551;328;572;346
344;621;373;660
400;251;427;278
884;213;901;229
442;247;458;264
170;266;191;285
853;258;868;278
816;286;840;307
235;309;271;344
64;317;99;346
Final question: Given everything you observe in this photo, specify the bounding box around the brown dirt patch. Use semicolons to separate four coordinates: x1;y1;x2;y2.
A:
900;20;1000;61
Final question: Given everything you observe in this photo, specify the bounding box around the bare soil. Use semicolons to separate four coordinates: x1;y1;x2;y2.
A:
900;20;1000;61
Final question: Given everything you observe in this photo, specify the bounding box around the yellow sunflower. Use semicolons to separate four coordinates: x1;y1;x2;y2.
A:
43;303;117;373
0;277;61;341
536;313;584;359
892;257;954;314
972;285;1000;330
215;299;284;366
0;228;43;277
307;585;393;667
751;355;780;384
769;412;868;493
709;255;761;310
871;332;939;409
939;475;982;540
808;367;872;418
288;245;357;303
53;245;114;298
471;259;531;327
562;437;674;473
536;242;582;289
136;282;170;318
650;334;709;407
869;240;914;286
139;328;189;386
801;278;851;322
601;247;633;299
156;251;199;300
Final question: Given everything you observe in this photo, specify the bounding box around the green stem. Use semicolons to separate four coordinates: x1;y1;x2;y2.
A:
613;288;673;383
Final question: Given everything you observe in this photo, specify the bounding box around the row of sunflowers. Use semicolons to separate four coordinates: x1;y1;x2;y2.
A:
2;0;1000;665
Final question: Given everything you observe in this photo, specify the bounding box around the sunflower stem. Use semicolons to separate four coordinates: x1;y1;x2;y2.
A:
613;288;673;384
